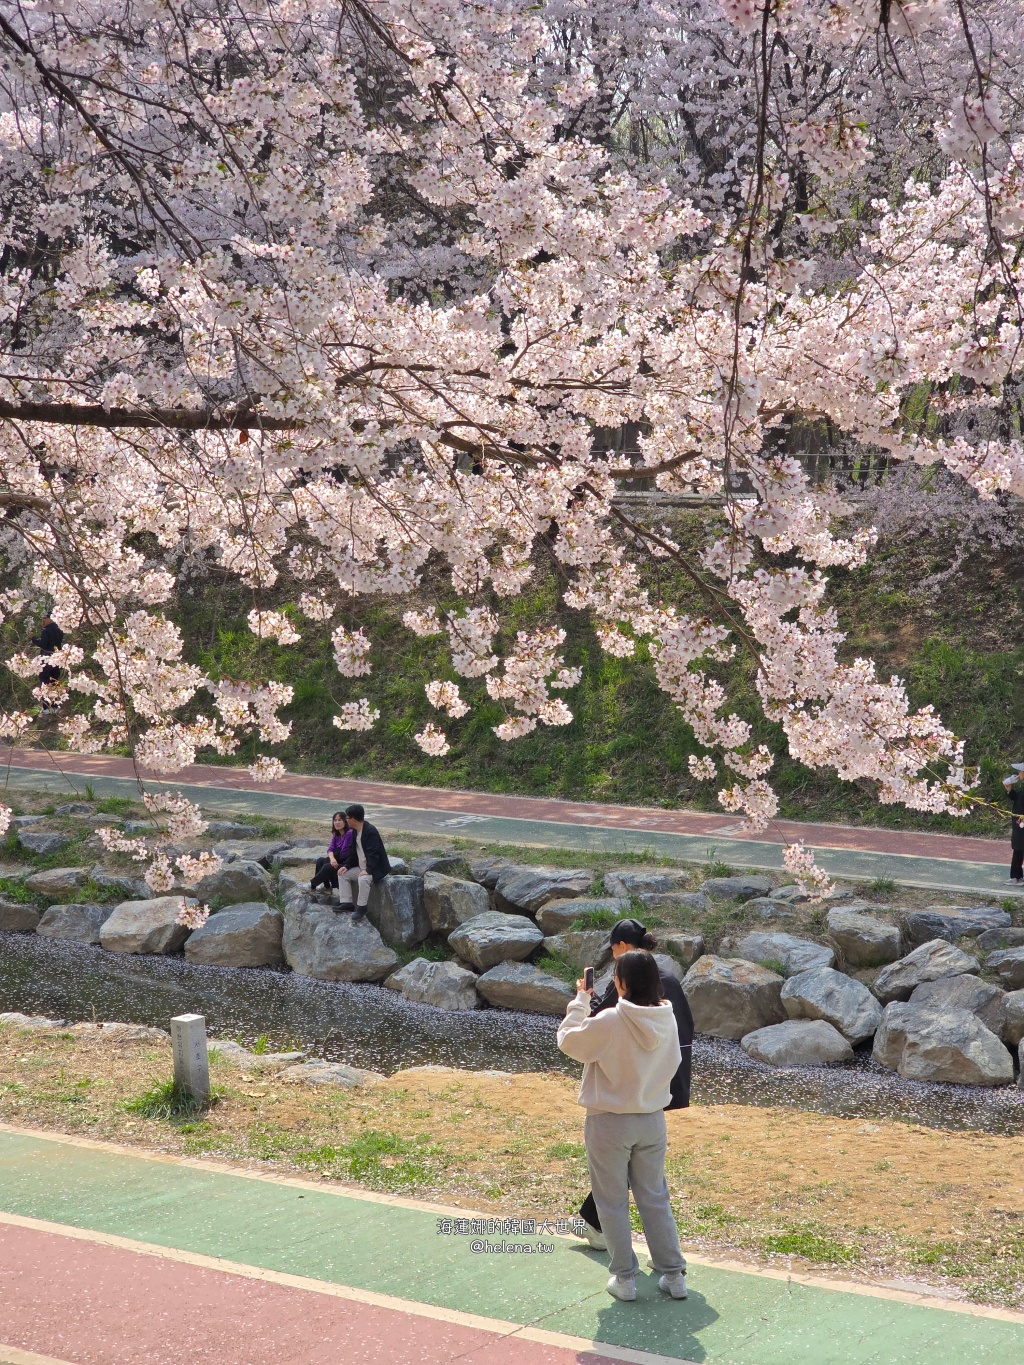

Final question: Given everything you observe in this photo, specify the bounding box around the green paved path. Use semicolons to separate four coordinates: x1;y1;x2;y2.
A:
1;1128;1022;1364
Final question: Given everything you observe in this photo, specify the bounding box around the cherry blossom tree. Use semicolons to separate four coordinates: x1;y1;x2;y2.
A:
0;0;1021;889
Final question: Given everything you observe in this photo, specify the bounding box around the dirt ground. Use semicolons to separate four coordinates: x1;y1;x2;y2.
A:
1;1024;1021;1309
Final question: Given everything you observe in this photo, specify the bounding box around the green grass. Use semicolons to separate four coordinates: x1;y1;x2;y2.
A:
570;908;620;930
761;1226;856;1263
0;876;35;903
534;952;581;985
869;877;898;896
95;796;134;816
124;1078;220;1121
544;1141;586;1160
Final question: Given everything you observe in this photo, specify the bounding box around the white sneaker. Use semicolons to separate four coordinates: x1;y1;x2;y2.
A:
606;1275;636;1302
659;1272;688;1300
581;1224;607;1251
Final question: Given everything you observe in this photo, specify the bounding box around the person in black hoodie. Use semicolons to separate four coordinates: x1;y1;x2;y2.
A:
31;613;65;713
338;803;392;919
1003;765;1024;883
576;917;694;1250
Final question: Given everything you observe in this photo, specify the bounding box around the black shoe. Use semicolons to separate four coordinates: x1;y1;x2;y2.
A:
352;908;367;923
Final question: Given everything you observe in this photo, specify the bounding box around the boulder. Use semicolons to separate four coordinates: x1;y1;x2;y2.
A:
280;1061;384;1088
535;897;628;936
272;845;328;868
742;898;797;922
208;1040;304;1071
0;1012;64;1031
384;958;481;1010
17;831;69;856
447;911;544;971
633;891;713;917
781;967;882;1045
604;868;693;897
11;815;44;827
422;872;490;935
0;900;42;933
410;854;471;877
54;801;94;815
742;1019;853;1067
1001;991;1024;1047
699;875;772;902
88;866;152;900
195;859;273;906
184;903;284;967
977;927;1024;952
67;1021;169;1042
211;839;290;868
122;821;156;835
278;865;317;901
204;822;260;838
661;933;706;971
493;865;593;915
682;955;785;1040
910;975;1005;1036
771;884;813;904
24;866;89;897
282;906;399;982
872;1003;1014;1087
986;948;1024;990
905;905;1011;946
720;931;834;975
99;896;194;955
468;857;514;889
541;931;612;971
366;875;430;949
36;902;111;945
872;939;979;1005
475;961;575;1016
827;908;901;967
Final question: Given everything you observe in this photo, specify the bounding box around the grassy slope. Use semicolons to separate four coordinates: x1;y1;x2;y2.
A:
169;505;1024;837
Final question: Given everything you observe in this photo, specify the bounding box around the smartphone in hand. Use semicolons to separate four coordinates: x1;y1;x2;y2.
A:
583;966;594;991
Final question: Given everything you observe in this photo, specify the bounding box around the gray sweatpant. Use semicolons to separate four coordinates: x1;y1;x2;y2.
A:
584;1109;686;1280
337;867;373;907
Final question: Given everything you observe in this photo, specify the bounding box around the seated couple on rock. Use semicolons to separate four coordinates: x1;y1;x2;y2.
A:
310;804;391;921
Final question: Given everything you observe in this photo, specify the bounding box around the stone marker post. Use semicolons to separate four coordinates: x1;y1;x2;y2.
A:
171;1013;210;1103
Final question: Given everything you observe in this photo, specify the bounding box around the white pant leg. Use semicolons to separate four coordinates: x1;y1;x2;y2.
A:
337;868;373;907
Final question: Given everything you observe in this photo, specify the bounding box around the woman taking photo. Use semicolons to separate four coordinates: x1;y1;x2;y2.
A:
557;949;688;1303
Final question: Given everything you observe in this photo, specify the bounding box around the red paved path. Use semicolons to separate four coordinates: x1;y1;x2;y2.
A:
0;1223;621;1365
5;746;1007;866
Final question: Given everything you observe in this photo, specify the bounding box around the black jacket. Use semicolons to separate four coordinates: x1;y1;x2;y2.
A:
591;966;694;1109
1010;782;1024;851
344;820;391;882
31;621;64;655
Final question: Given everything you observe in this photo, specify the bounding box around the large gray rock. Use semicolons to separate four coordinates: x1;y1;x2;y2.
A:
541;931;612;971
781;967;882;1045
771;884;813;904
682;955;785;1040
699;875;773;902
535;897;628;935
282;906;399;982
208;1039;304;1071
11;815;44;827
977;927;1024;952
278;865;317;905
384;958;481;1010
604;868;692;897
447;911;544;971
205;822;260;838
634;891;713;917
468;857;514;889
36;902;111;945
0;899;42;933
195;859;273;906
271;844;326;868
1001;991;1024;1047
211;839;290;868
742;897;797;923
422;873;490;935
905;905;1011;946
99;896;193;955
24;866;88;897
910;974;1005;1036
720;932;835;976
872;939;979;1005
661;933;706;971
475;961;575;1016
18;831;69;856
184;903;284;967
88;866;151;900
280;1060;384;1088
827;908;901;967
366;875;430;949
742;1019;853;1067
493;865;593;915
872;1003;1014;1086
410;854;471;877
986;947;1024;990
55;801;94;816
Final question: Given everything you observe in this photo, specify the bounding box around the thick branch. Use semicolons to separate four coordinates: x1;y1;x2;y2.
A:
0;400;294;432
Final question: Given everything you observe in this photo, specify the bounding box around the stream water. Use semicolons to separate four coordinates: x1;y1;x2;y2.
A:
2;932;1022;1135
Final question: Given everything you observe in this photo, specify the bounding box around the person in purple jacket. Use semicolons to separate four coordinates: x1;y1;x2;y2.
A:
310;812;354;901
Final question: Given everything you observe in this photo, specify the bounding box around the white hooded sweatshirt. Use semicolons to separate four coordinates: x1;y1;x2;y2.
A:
557;990;682;1114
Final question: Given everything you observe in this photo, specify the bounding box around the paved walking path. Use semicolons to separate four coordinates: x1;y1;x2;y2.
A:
1;748;1016;897
0;1125;1022;1365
